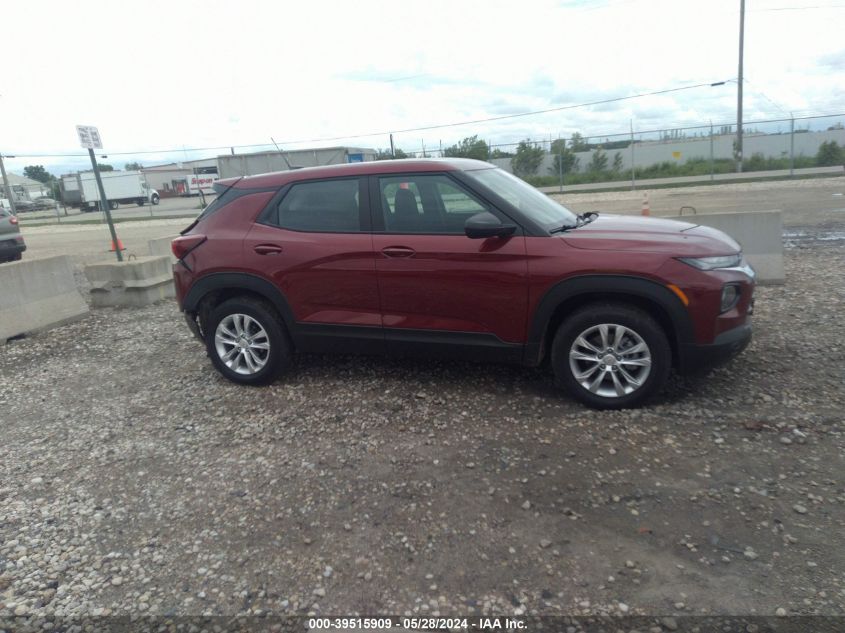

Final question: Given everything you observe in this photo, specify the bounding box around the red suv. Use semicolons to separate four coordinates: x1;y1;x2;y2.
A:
172;159;754;409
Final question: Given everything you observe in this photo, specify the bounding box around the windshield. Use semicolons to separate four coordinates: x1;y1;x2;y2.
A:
467;167;577;231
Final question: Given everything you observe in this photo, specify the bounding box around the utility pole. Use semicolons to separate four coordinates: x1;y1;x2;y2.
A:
389;134;395;159
789;113;795;177
710;120;715;181
736;0;745;173
558;136;563;193
0;153;18;216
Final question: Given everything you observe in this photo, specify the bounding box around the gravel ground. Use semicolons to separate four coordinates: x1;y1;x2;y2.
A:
1;240;844;621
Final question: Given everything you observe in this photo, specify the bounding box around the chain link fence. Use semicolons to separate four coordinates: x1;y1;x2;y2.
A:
394;113;845;189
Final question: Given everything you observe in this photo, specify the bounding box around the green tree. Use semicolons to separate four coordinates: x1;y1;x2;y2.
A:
23;165;53;183
732;139;741;164
549;139;579;175
374;148;409;160
443;135;489;161
816;140;843;166
97;163;114;171
587;147;608;173
569;132;588;152
124;162;143;171
490;148;513;159
611;152;623;174
511;140;545;177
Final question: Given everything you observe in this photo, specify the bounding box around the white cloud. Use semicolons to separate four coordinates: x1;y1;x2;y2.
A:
1;0;843;173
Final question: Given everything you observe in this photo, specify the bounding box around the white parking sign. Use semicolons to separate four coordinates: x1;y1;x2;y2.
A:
76;125;103;149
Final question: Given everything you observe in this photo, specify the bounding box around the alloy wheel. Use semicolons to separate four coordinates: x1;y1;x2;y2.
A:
568;323;652;398
214;313;271;375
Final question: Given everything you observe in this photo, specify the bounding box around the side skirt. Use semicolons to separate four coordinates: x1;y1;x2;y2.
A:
291;323;524;365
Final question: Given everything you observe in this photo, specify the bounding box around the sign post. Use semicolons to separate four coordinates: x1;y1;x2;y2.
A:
76;125;122;262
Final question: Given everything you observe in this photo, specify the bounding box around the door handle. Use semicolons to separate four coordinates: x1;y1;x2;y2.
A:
381;246;415;258
254;244;283;255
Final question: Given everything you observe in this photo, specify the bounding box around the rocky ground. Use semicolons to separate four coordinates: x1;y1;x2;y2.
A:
1;238;844;623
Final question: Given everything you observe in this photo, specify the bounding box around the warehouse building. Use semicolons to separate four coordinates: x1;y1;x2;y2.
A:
141;158;219;198
216;146;377;179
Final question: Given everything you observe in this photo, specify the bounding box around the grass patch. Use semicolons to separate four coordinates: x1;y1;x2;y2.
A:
543;170;844;195
527;155;819;188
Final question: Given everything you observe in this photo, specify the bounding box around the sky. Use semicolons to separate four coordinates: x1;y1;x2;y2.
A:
2;0;844;175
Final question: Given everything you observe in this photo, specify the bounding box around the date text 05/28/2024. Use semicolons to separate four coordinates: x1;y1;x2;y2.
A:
308;617;527;630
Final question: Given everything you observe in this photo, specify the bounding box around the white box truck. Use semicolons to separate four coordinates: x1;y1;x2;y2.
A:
76;170;160;212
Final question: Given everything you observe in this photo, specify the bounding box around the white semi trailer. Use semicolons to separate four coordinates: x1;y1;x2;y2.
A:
76;170;160;212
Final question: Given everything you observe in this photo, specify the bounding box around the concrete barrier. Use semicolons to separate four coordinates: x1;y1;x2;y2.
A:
84;255;175;307
663;210;784;284
0;256;89;342
148;235;178;262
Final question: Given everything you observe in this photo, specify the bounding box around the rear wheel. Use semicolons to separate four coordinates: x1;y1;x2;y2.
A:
109;200;119;210
136;198;145;206
551;303;671;409
204;297;292;385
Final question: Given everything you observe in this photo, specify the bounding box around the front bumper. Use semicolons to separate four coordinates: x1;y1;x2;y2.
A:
677;323;752;374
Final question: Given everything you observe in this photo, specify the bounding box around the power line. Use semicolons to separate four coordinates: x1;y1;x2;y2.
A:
6;81;731;159
275;81;734;142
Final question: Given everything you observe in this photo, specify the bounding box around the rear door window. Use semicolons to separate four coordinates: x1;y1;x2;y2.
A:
271;178;363;233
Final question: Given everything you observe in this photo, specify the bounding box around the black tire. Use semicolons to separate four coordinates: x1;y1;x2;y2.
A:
151;194;160;205
551;303;671;409
204;297;292;385
136;198;145;207
109;200;119;210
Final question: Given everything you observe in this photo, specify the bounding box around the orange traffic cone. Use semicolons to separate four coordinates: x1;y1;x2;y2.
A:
641;192;651;216
109;239;125;252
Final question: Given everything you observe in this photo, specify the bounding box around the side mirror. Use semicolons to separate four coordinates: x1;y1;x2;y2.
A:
464;212;516;239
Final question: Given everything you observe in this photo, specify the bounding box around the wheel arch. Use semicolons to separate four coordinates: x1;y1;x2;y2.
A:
525;275;694;368
182;272;296;339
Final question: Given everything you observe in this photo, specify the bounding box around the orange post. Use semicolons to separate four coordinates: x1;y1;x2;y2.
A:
641;192;651;216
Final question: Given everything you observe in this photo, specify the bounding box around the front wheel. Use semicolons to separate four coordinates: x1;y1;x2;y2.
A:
551;303;671;409
151;193;160;205
204;297;292;385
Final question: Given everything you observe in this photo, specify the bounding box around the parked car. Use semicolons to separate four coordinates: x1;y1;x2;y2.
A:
11;199;37;213
31;196;58;211
0;208;26;262
171;159;755;409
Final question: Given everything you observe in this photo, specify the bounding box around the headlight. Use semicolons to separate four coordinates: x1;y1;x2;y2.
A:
678;254;742;270
721;284;740;312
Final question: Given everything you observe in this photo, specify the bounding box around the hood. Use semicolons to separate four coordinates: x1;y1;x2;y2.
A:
561;214;741;256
